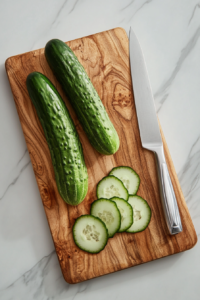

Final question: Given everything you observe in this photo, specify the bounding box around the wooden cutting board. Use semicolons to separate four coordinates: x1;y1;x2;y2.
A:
5;27;197;284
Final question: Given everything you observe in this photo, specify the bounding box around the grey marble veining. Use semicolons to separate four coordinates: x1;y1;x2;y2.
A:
155;25;200;112
0;149;30;201
179;136;200;234
0;0;200;299
189;3;200;25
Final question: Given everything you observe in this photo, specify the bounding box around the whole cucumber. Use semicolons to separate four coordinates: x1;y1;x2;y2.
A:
26;72;88;205
45;39;120;155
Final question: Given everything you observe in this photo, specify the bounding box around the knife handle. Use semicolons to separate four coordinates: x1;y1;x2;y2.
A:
153;146;182;235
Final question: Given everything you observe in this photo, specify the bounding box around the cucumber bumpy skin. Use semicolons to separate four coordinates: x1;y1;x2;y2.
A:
26;72;88;206
45;39;120;155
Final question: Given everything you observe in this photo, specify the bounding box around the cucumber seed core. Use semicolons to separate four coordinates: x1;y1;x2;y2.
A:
133;206;142;222
98;210;114;226
83;225;100;242
104;185;120;198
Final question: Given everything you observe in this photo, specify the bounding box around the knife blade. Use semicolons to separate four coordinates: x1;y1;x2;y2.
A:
129;27;182;235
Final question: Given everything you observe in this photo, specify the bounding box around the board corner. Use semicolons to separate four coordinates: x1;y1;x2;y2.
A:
114;27;128;38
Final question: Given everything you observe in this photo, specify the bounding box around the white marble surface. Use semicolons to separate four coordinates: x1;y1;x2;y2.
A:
0;0;200;299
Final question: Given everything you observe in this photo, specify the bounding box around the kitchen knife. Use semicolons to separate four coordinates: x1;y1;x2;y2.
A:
129;27;182;235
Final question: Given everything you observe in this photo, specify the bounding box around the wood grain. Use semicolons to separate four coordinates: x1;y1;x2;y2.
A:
5;28;197;284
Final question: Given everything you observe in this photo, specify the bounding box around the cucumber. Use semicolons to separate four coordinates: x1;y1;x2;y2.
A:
45;39;120;155
109;166;140;195
97;175;128;200
111;197;133;232
26;72;88;206
126;195;151;233
91;199;121;237
73;215;108;253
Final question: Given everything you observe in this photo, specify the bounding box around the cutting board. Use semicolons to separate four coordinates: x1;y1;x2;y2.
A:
5;28;197;284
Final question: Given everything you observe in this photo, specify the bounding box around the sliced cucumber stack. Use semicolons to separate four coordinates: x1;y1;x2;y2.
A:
73;165;152;254
111;197;133;232
73;215;108;253
109;166;140;195
91;199;121;237
126;195;151;233
97;175;128;201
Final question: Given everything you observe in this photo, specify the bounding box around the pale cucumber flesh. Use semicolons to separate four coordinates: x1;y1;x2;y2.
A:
126;195;151;233
73;168;151;254
91;198;121;237
97;175;128;201
73;215;108;253
109;166;140;195
111;197;133;232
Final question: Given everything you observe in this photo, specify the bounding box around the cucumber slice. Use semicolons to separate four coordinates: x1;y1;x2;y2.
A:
97;175;128;201
126;195;151;233
91;199;121;237
109;166;140;195
111;197;133;232
73;215;108;253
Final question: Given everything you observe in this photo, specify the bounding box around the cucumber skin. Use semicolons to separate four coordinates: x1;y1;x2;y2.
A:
26;72;88;206
45;39;120;155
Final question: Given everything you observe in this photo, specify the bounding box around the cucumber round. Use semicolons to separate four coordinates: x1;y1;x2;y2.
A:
26;72;88;206
73;215;108;253
97;175;128;201
91;199;121;237
109;166;140;195
111;197;133;232
45;39;120;155
126;195;151;233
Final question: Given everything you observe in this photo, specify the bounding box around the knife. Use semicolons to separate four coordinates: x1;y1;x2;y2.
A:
129;27;182;235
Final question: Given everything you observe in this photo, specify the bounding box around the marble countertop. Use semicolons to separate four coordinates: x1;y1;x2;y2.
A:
0;0;200;299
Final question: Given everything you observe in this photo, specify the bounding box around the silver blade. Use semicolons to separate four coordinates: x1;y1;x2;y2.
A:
129;27;162;149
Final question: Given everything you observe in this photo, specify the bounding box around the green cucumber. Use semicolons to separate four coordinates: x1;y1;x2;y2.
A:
109;166;140;195
111;197;133;232
45;39;120;155
97;175;129;200
73;215;108;253
126;195;151;233
26;72;88;206
91;199;121;237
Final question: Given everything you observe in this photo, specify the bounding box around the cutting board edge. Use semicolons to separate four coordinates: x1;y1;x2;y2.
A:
5;27;128;67
62;238;198;284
